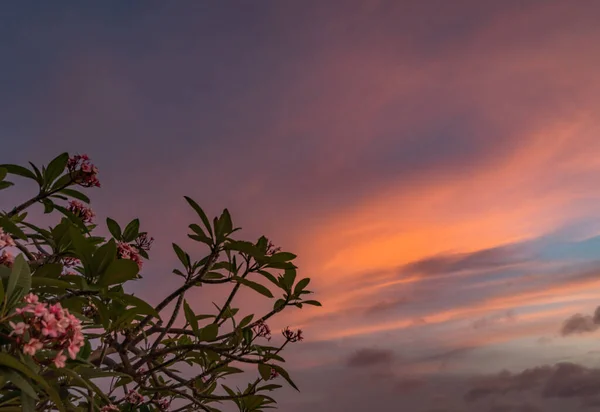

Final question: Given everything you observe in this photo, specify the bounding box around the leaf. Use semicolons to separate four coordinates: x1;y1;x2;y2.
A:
58;188;90;203
269;364;299;391
32;263;63;278
44;152;69;188
21;392;36;412
68;226;93;264
0;217;26;240
0;181;13;191
1;368;38;400
269;252;297;263
198;323;219;341
6;254;31;301
122;219;140;242
0;167;7;181
172;243;190;269
113;293;160;318
258;364;272;381
31;277;72;290
106;218;121;240
184;196;213;237
232;277;273;298
183;300;199;335
0;164;37;181
238;314;254;329
188;224;212;244
302;300;322;306
92;240;117;275
216;209;233;239
294;278;310;295
226;241;264;259
49;174;72;191
0;353;65;411
97;259;139;286
282;269;297;290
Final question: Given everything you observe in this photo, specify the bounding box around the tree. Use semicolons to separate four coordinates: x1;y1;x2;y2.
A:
0;153;321;411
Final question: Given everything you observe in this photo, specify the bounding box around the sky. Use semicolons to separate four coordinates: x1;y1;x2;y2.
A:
3;1;600;411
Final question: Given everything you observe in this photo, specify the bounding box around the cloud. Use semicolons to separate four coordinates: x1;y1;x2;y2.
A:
346;348;395;368
560;306;600;336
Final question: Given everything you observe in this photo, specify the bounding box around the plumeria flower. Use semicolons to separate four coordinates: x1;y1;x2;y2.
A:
23;339;43;356
9;321;28;336
100;406;119;412
53;352;67;368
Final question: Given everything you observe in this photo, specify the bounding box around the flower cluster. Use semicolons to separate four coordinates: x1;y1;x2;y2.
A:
125;389;145;405
282;327;303;343
100;405;119;412
118;241;143;270
0;250;14;268
0;229;15;268
269;367;279;380
135;232;154;252
10;294;85;368
157;397;170;410
252;320;272;341
67;200;95;223
67;154;100;188
266;240;282;256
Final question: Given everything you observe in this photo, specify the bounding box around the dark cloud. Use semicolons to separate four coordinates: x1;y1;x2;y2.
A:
560;306;600;336
364;297;411;315
346;348;395;368
466;363;600;405
401;244;531;278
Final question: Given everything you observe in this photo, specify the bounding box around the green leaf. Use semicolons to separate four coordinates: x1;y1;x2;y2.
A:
112;293;160;318
294;278;310;295
198;323;219;341
188;224;213;244
31;277;72;290
270;252;297;262
172;243;190;269
92;240;117;275
269;364;299;391
302;300;322;307
232;277;273;298
0;181;13;191
258;364;272;381
282;269;297;290
184;300;199;335
0;168;7;181
122;219;140;242
1;368;38;400
33;263;63;278
44;152;69;188
0;164;37;181
106;218;121;240
68;226;93;264
50;174;72;191
6;254;31;301
216;209;233;239
58;188;90;203
238;314;254;329
184;196;213;237
226;241;264;259
273;299;286;312
97;259;139;286
0;217;26;240
0;353;65;411
21;392;36;412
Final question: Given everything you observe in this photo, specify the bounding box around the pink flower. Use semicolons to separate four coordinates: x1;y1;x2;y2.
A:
125;389;144;404
67;343;80;359
9;321;28;336
158;397;170;410
67;200;95;223
282;327;303;343
23;339;43;356
24;293;39;304
67;154;100;188
0;250;14;267
100;406;119;412
117;242;143;270
252;320;272;341
53;351;67;368
0;229;15;248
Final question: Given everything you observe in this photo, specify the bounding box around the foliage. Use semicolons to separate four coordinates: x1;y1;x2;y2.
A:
0;153;321;411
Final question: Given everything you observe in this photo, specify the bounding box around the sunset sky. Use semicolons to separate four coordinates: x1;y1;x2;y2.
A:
3;1;600;411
